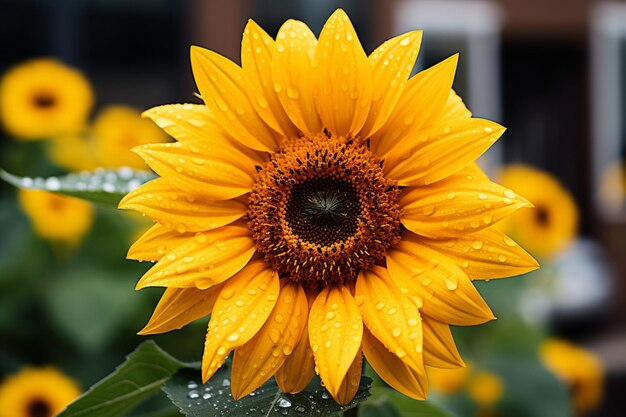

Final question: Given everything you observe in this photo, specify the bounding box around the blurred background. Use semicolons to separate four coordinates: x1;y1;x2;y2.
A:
0;0;625;416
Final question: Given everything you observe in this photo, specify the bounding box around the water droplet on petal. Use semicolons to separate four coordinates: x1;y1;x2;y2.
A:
220;288;236;300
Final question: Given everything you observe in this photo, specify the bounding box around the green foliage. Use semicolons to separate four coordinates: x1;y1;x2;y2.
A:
486;355;572;417
54;340;375;417
164;367;371;417
0;167;155;206
58;341;189;417
362;388;456;417
45;268;140;353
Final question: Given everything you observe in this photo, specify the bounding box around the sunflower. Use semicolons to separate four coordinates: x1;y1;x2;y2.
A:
19;189;94;244
0;367;81;417
0;58;93;140
48;134;100;172
426;365;469;394
92;105;170;169
541;338;603;415
497;165;578;259
120;9;538;404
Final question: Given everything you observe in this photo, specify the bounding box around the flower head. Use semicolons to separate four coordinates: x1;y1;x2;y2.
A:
49;105;170;172
0;59;93;140
0;367;81;417
121;9;538;404
541;338;603;415
19;190;94;244
497;164;578;259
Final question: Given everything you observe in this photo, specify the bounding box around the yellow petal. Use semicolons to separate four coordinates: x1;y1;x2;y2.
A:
138;284;223;335
119;178;246;232
356;266;424;373
422;315;464;368
142;104;266;164
361;326;427;400
399;170;531;238
386;235;495;326
127;223;189;262
271;19;323;134
438;89;472;124
202;262;279;382
385;118;505;186
333;348;363;405
190;46;279;153
371;54;458;156
275;311;316;394
419;228;539;280
135;221;255;290
133;140;256;200
360;31;423;138
308;284;362;400
241;20;300;138
231;281;307;399
313;9;372;137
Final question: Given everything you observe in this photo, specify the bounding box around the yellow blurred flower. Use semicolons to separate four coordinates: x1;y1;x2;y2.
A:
426;366;469;394
92;105;169;169
48;134;100;172
541;338;603;415
0;367;81;417
0;58;93;140
467;371;504;407
18;189;94;244
498;164;578;259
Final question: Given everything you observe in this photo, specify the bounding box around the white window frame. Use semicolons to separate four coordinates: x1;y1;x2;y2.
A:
590;2;626;222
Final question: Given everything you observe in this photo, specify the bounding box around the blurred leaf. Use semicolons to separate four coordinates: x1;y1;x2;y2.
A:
58;341;189;417
45;268;139;353
0;167;156;206
365;387;456;417
486;355;572;417
164;367;371;417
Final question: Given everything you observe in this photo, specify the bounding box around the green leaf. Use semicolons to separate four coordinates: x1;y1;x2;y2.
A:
45;268;140;353
485;355;571;417
0;167;156;206
58;341;189;417
365;387;456;417
164;366;372;417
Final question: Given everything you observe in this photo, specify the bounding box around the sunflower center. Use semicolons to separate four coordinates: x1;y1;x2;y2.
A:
27;399;52;417
286;179;359;246
535;205;550;226
32;93;56;109
247;134;401;288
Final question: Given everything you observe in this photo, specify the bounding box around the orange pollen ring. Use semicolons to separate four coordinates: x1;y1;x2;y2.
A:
247;134;401;288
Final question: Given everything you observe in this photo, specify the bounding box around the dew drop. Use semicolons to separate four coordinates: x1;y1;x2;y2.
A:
220;288;236;300
503;235;517;247
445;278;458;290
188;390;199;399
472;240;484;250
278;398;292;408
375;301;385;311
392;327;402;337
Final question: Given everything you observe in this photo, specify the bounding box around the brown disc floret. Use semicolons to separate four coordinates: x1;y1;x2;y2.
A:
247;134;401;288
